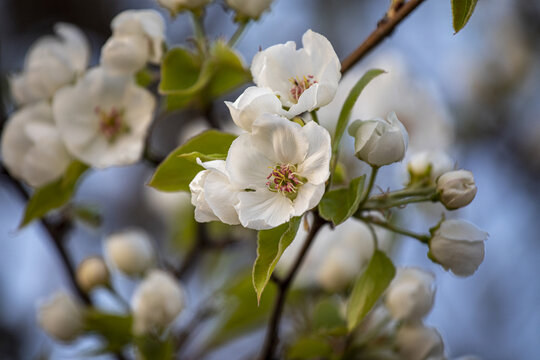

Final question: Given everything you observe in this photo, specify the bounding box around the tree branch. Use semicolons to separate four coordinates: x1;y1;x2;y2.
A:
259;213;326;360
340;0;427;74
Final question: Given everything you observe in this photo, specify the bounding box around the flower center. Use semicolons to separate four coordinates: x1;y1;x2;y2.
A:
289;75;317;103
266;164;305;199
96;107;129;142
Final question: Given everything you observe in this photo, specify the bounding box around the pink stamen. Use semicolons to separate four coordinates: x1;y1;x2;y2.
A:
289;75;317;103
95;106;128;142
266;164;305;195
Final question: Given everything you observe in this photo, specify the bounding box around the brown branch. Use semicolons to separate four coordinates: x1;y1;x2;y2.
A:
259;213;326;360
340;0;427;74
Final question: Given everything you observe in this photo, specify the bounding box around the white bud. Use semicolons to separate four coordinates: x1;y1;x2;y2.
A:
317;247;361;292
131;270;185;335
407;150;454;183
429;219;488;277
226;0;274;20
100;35;149;74
385;268;435;322
76;256;110;293
156;0;211;14
395;323;445;360
105;229;155;276
348;112;409;167
437;170;477;209
37;291;84;342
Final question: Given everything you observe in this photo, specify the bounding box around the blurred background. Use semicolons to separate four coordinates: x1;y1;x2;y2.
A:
1;0;540;359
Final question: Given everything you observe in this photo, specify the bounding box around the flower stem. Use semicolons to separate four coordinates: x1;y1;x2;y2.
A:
190;11;208;53
260;213;326;360
360;216;430;244
358;166;379;208
310;110;319;124
228;21;249;47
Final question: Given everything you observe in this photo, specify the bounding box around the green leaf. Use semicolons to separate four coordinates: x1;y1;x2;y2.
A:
332;69;386;156
135;334;174;360
178;151;227;163
451;0;478;33
318;175;366;225
135;68;155;87
288;336;333;359
346;250;395;331
312;298;347;333
159;47;204;95
205;41;252;99
20;161;88;227
84;310;133;352
148;130;236;192
252;217;302;304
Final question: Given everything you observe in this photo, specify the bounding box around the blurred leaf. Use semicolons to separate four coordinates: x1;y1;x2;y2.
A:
253;217;302;303
451;0;478;33
135;68;155;88
319;175;365;225
205;41;251;98
148;130;236;192
288;336;333;359
313;298;347;333
159;47;203;95
72;204;102;228
178;151;227;163
333;69;385;155
84;310;133;353
346;251;395;331
165;93;196;111
206;270;276;350
134;334;174;360
20;160;88;227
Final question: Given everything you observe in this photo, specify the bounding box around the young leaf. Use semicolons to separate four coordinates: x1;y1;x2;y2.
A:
288;336;333;359
178;151;227;163
148;130;236;192
20;160;88;227
134;334;174;360
159;47;203;95
318;175;366;225
332;69;385;156
84;310;133;353
451;0;478;33
252;217;302;304
346;250;395;331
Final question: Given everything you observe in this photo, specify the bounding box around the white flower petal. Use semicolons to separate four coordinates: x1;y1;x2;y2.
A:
226;133;274;188
297;121;331;184
225;86;284;131
236;190;293;230
291;182;324;217
190;171;220;223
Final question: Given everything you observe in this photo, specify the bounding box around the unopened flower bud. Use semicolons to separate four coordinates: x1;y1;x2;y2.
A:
348;112;409;167
407;150;454;184
395;323;444;360
156;0;211;15
437;170;477;209
100;35;149;74
131;270;185;335
105;229;155;276
37;291;84;342
76;256;110;293
385;268;435;322
429;219;487;277
226;0;274;21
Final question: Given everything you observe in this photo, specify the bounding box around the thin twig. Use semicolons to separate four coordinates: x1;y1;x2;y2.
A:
340;0;427;74
259;213;326;360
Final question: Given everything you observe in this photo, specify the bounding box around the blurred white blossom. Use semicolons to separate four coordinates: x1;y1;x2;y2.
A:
395;323;445;360
105;228;155;276
429;219;487;277
37;291;84;342
251;30;341;117
156;0;211;15
76;256;110;293
1;101;71;187
53;67;155;168
226;0;273;20
349;112;409;167
131;270;185;335
407;150;454;184
11;23;89;105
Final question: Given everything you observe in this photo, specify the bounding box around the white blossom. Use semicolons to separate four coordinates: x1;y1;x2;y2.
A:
251;30;341;117
437;170;477;210
385;268;435;322
429;219;487;277
11;23;89;106
408;150;454;183
100;35;150;75
52;67;155;168
105;228;155;276
110;10;165;64
225;86;285;132
189;159;241;225
131;270;185;335
226;0;273;20
395;323;445;360
225;114;331;230
348;112;409;167
37;291;84;342
76;256;110;293
156;0;211;14
1;101;71;187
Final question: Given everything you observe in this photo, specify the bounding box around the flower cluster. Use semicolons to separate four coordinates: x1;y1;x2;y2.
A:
2;10;160;187
190;30;339;230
